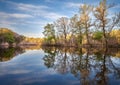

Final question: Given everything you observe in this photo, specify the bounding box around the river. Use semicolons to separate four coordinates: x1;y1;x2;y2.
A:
0;47;120;85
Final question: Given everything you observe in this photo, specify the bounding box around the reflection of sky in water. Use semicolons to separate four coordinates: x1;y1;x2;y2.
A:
0;50;79;85
0;49;120;85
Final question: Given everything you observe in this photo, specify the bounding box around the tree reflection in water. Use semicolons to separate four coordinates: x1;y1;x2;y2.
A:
0;47;25;62
43;47;57;68
43;47;120;85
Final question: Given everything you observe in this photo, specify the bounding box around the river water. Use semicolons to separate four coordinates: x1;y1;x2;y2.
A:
0;47;120;85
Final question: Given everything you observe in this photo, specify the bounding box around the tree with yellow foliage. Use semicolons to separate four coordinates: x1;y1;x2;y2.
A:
94;0;120;47
80;4;93;45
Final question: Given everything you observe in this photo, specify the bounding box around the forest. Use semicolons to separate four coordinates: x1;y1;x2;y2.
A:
42;0;120;48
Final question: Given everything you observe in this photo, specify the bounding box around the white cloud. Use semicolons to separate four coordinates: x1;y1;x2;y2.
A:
4;1;67;20
0;12;33;19
0;1;68;37
66;2;83;8
15;3;48;13
0;11;49;38
6;0;49;10
11;13;33;18
34;11;67;20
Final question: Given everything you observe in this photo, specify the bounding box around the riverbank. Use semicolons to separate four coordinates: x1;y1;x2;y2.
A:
1;42;120;49
41;43;120;48
0;42;40;48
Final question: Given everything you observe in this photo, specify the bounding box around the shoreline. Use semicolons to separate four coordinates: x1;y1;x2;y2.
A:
0;43;120;48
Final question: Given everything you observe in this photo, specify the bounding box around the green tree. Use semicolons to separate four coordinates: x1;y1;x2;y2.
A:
4;33;15;44
43;23;56;44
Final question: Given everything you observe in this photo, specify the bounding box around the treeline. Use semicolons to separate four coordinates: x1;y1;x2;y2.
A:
0;28;44;47
24;37;43;45
42;0;120;47
0;28;24;46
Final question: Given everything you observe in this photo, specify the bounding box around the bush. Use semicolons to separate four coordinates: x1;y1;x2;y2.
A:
93;31;103;40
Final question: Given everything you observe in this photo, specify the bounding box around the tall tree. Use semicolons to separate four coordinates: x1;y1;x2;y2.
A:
70;14;83;46
94;0;120;47
79;4;93;45
55;17;70;45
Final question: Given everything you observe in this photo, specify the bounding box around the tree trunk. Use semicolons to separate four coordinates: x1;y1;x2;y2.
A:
103;26;107;48
80;29;82;45
64;33;67;46
86;27;90;45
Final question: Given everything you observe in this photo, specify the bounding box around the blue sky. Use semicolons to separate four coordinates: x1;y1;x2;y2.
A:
0;0;120;37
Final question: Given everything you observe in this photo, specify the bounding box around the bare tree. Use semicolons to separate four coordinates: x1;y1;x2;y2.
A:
107;13;120;35
94;0;120;47
55;17;70;45
70;14;83;46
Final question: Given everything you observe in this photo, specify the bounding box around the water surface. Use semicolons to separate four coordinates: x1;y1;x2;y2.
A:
0;47;120;85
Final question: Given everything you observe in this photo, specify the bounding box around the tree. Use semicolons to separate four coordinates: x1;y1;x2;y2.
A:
4;32;15;44
55;17;70;45
43;23;56;44
15;35;25;44
79;4;93;45
107;13;120;35
0;29;4;43
43;47;57;68
0;30;15;44
94;0;120;47
0;28;24;45
70;14;83;46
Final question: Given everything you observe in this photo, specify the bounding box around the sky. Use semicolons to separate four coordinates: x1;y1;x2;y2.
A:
0;0;120;38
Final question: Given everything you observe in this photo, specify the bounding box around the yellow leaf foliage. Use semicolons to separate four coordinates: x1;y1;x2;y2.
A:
110;30;120;43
